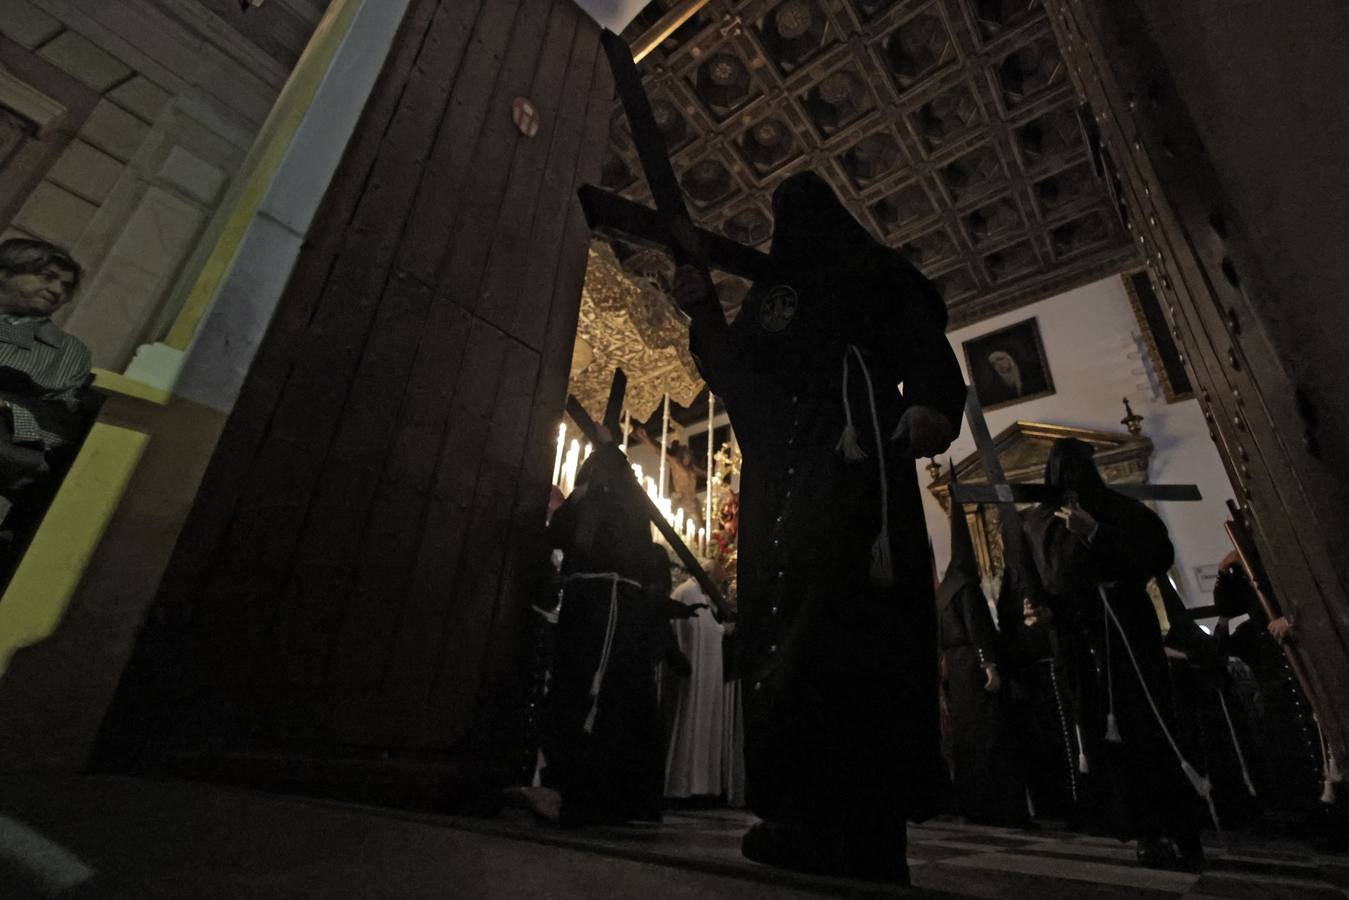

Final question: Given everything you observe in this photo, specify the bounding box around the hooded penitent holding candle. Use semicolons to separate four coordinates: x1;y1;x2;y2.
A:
671;171;966;883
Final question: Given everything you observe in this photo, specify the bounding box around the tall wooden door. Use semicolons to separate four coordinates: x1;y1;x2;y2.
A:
1043;0;1349;753
101;0;614;805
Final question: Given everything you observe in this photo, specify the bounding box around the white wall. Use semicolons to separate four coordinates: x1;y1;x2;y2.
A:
572;0;648;32
920;275;1236;608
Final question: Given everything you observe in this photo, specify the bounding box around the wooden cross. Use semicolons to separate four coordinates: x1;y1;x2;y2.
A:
584;30;789;297
950;390;1203;508
564;368;729;618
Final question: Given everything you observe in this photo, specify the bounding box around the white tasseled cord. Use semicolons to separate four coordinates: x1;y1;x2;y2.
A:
1103;594;1122;744
1318;719;1342;805
1098;586;1221;833
1076;722;1090;775
1218;690;1257;798
835;351;867;461
560;572;641;735
841;345;893;586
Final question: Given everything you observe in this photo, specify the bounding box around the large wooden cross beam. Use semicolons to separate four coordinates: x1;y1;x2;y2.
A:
961;388;1029;581
585;29;782;296
950;393;1203;507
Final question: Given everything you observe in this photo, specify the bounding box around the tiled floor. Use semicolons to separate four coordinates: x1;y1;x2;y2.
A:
455;807;1349;898
1;776;1345;898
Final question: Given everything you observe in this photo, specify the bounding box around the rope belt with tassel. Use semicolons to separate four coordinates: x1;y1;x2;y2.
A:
559;571;644;734
1098;585;1223;833
836;344;894;587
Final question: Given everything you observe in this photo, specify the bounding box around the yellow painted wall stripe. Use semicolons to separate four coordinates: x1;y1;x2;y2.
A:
91;368;170;406
0;422;149;674
0;0;366;678
163;0;363;349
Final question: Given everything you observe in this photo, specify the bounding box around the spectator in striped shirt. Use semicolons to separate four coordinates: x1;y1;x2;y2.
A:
0;239;93;521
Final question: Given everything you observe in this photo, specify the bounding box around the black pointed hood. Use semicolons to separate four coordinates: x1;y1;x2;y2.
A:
765;171;950;330
1041;437;1108;511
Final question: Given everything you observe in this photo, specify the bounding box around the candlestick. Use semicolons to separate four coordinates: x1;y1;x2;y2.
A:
562;439;580;494
706;394;716;553
658;393;671;501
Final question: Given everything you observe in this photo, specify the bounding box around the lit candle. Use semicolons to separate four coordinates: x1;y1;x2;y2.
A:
562;439;580;494
551;422;566;486
674;508;685;533
685;518;696;544
583;442;593;461
632;464;643;485
697;526;706;555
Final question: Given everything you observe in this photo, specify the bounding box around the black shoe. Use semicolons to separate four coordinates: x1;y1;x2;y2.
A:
742;821;911;885
741;820;830;876
1136;837;1203;872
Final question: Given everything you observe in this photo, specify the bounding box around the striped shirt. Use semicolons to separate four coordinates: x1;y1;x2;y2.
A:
0;314;91;449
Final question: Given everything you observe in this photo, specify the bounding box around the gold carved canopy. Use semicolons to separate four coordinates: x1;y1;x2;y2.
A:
569;240;705;423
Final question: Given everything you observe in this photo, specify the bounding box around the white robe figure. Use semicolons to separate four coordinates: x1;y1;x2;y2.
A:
664;576;725;798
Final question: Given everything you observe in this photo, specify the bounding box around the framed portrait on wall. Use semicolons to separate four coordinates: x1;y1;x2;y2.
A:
962;317;1056;411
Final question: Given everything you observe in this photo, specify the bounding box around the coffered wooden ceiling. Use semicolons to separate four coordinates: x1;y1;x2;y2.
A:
609;0;1140;327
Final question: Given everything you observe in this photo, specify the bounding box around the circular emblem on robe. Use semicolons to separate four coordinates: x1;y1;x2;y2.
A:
758;285;798;333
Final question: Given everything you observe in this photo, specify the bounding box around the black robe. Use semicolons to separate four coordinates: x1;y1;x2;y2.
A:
936;522;1027;825
540;448;678;825
686;173;966;847
1023;442;1198;851
1215;564;1326;823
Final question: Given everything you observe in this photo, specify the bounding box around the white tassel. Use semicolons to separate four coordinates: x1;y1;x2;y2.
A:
1103;592;1121;744
1218;691;1257;798
870;533;894;586
1182;760;1223;831
1319;722;1339;804
836;353;867;461
1076;723;1090;774
835;424;867;461
1105;713;1122;744
583;674;602;734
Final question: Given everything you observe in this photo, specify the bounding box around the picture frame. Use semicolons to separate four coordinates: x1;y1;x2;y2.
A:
1121;270;1194;403
962;317;1056;411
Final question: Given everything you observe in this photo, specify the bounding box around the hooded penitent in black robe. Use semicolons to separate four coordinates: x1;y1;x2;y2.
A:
1214;563;1328;826
540;446;686;826
936;488;1028;826
685;172;966;880
1022;439;1200;858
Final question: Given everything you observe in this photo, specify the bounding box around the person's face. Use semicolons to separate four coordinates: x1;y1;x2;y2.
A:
0;264;77;317
988;351;1016;380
